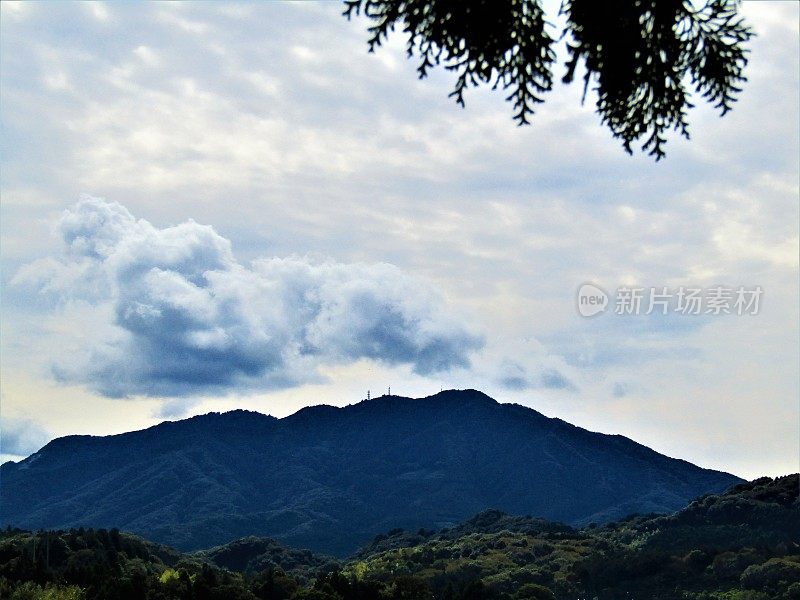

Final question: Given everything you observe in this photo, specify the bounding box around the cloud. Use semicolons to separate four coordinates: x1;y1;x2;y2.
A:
494;355;577;392
15;197;484;397
157;398;200;419
540;369;574;390
612;381;629;398
1;418;50;457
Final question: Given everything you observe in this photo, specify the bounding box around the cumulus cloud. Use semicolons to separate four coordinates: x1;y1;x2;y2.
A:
15;197;484;397
1;418;50;457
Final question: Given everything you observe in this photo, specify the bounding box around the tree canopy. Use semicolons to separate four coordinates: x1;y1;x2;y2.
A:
344;0;754;159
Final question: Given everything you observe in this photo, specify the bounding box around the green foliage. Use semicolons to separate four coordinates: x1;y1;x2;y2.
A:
344;0;754;159
513;583;554;599
380;575;434;599
342;475;799;599
740;557;800;597
194;537;337;583
0;475;797;599
291;590;342;600
8;582;86;600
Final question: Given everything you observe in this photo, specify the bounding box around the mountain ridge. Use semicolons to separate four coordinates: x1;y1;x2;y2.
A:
0;389;742;556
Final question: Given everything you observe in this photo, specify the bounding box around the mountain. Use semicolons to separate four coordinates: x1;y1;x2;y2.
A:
0;389;742;556
341;474;800;599
2;475;796;599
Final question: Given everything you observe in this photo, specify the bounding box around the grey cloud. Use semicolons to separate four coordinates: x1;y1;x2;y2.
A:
496;359;576;392
499;376;529;391
157;398;200;419
1;418;51;457
540;369;574;390
612;382;630;398
18;197;484;397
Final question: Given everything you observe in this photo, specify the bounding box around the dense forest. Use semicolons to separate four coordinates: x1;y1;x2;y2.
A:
1;475;798;600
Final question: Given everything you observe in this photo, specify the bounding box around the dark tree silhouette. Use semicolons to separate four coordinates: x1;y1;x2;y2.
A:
344;0;753;159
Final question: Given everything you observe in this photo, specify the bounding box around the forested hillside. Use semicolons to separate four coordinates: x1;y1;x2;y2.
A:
0;390;741;556
1;475;797;600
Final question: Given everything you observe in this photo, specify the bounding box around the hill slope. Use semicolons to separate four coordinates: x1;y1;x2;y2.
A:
0;389;741;556
2;476;796;599
344;474;800;599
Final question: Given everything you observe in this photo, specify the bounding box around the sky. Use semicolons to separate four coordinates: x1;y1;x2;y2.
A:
0;1;797;480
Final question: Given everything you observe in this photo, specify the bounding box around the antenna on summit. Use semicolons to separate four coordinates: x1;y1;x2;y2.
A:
388;386;391;396
367;390;370;401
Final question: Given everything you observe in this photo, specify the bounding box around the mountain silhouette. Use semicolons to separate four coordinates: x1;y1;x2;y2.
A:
0;389;741;556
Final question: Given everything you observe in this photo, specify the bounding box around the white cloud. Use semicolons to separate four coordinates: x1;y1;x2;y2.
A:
15;197;483;397
85;2;110;23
